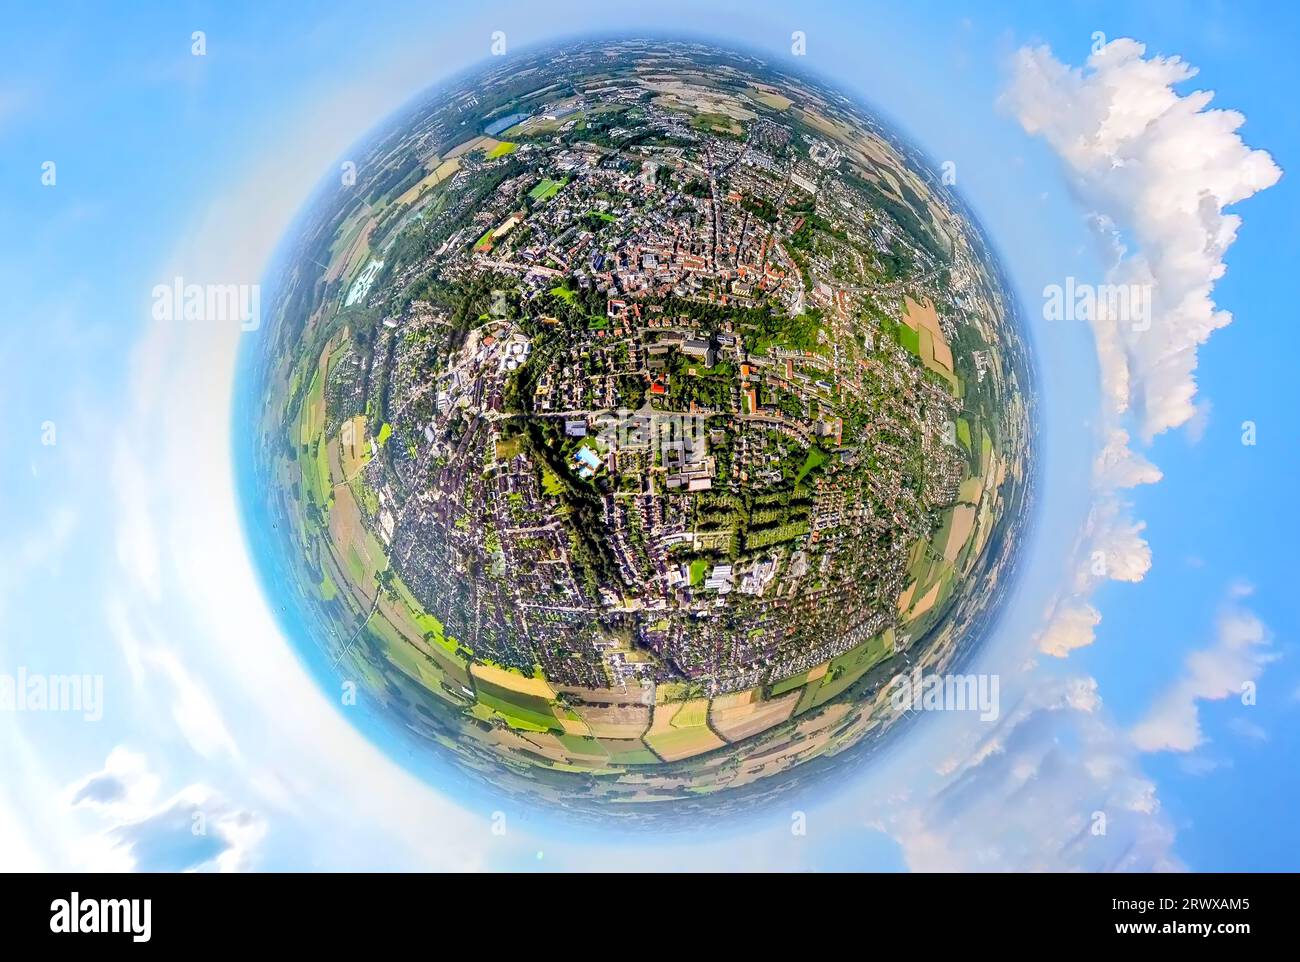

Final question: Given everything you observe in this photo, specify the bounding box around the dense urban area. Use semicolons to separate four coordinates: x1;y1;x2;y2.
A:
256;39;1033;812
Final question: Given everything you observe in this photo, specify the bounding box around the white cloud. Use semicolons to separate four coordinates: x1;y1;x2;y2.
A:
1038;600;1101;659
1082;500;1153;586
878;678;1180;871
1131;595;1275;753
1182;399;1212;444
67;747;265;872
1035;496;1151;658
1004;37;1281;440
67;746;161;814
1094;428;1162;490
1008;37;1279;659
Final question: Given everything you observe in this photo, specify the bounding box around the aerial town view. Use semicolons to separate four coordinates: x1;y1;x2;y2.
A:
12;0;1297;895
253;38;1035;816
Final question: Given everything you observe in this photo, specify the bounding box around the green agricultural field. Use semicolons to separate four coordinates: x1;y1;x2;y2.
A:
644;699;724;761
933;507;958;556
557;734;608;757
303;436;331;512
770;668;812;696
805;633;893;710
344;545;368;584
529;177;565;201
956;417;972;451
673;699;710;728
605;743;660;766
896;323;921;356
475;679;562;732
365;613;454;695
352;479;380;517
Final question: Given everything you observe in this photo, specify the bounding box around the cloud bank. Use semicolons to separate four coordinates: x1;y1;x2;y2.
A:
1005;38;1280;660
878;678;1180;871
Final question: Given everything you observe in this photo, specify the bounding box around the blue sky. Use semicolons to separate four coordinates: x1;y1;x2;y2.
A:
1;0;1296;871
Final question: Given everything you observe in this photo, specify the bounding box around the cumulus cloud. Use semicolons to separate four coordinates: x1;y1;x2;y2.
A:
1131;594;1276;753
1038;601;1102;659
67;748;160;814
1094;428;1162;490
1005;37;1281;440
879;678;1180;871
67;747;264;872
1035;495;1152;659
1081;500;1152;586
1008;38;1279;659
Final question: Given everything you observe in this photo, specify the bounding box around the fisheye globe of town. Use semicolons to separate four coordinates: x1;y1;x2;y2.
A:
248;38;1035;818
